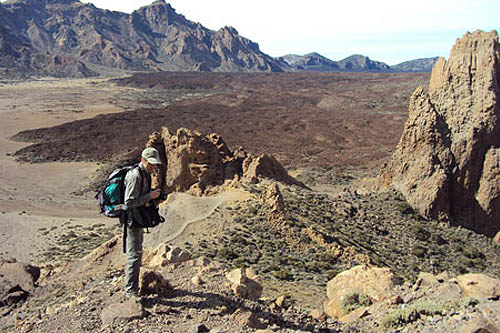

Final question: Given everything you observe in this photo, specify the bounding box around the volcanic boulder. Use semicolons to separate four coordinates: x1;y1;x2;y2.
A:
0;259;40;307
380;30;500;236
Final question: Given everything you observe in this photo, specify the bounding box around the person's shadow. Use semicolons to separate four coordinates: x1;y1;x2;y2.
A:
141;288;337;332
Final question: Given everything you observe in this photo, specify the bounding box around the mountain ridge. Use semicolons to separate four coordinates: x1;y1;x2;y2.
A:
0;0;439;77
282;52;439;72
0;0;287;77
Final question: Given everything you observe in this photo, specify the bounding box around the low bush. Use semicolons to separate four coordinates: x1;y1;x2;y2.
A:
382;301;443;328
341;291;372;314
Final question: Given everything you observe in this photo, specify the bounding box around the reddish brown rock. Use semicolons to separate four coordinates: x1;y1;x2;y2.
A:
380;30;500;236
225;268;263;301
146;127;306;196
0;259;40;307
139;270;172;296
100;298;147;328
231;309;266;329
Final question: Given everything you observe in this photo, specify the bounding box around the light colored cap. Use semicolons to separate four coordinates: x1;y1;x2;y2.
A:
141;147;162;165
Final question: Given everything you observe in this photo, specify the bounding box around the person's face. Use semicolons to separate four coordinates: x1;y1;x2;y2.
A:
143;159;159;174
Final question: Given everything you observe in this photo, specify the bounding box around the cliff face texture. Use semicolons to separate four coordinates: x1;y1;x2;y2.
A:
0;0;286;77
146;127;306;196
381;30;500;237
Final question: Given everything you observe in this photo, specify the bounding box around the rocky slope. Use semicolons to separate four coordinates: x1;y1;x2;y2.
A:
391;57;439;72
380;30;500;237
283;53;437;73
336;55;391;72
2;167;500;332
282;53;392;72
282;53;340;72
0;0;286;77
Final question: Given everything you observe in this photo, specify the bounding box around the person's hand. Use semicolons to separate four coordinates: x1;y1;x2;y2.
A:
150;189;161;200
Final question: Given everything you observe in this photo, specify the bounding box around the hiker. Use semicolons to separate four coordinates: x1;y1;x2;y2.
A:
120;147;162;298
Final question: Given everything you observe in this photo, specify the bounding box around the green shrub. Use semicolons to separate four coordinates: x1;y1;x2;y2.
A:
412;244;426;258
341;291;372;314
273;270;291;280
412;224;430;241
430;233;447;245
217;246;237;260
382;301;443;328
462;247;485;260
232;257;247;267
461;297;480;308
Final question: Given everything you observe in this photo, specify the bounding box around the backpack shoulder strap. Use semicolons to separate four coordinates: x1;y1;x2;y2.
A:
136;164;146;195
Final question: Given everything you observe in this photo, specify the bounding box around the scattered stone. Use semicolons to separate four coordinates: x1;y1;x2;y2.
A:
323;265;401;318
144;244;191;268
413;272;441;291
231;309;266;329
190;323;210;333
339;306;370;324
0;258;40;293
494;231;500;247
390;295;403;305
0;259;40;308
100;298;147;327
139;270;172;296
311;308;326;321
191;275;204;286
459;312;500;333
225;268;263;301
454;273;500;300
275;294;289;309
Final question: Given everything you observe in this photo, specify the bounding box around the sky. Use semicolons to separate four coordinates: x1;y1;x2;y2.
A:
55;1;500;65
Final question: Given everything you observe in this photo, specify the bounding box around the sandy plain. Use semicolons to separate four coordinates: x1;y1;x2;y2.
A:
0;78;137;263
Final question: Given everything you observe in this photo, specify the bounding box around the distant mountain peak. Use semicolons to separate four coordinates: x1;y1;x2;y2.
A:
282;53;392;72
45;0;80;4
219;26;239;35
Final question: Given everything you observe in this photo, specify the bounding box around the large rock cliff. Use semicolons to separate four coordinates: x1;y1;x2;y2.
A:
380;30;500;236
146;127;306;196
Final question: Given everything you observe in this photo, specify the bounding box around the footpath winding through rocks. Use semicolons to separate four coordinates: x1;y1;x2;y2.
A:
146;190;251;247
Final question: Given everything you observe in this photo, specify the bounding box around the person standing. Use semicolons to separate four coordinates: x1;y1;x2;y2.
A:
121;147;162;298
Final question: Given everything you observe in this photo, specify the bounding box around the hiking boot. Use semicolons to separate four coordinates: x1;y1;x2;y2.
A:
124;292;141;302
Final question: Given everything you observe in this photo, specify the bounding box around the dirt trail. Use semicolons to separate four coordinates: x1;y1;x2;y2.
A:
145;190;251;248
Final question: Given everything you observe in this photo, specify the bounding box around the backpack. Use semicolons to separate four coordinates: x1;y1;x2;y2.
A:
96;164;138;217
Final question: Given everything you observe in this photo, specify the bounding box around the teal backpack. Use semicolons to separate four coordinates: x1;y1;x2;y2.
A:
96;164;138;217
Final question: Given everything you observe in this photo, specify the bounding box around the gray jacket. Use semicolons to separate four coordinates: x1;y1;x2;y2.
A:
123;163;152;226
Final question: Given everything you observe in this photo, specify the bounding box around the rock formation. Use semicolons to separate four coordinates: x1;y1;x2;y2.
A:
146;127;306;196
380;30;500;236
323;265;401;319
225;268;263;301
261;182;286;225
